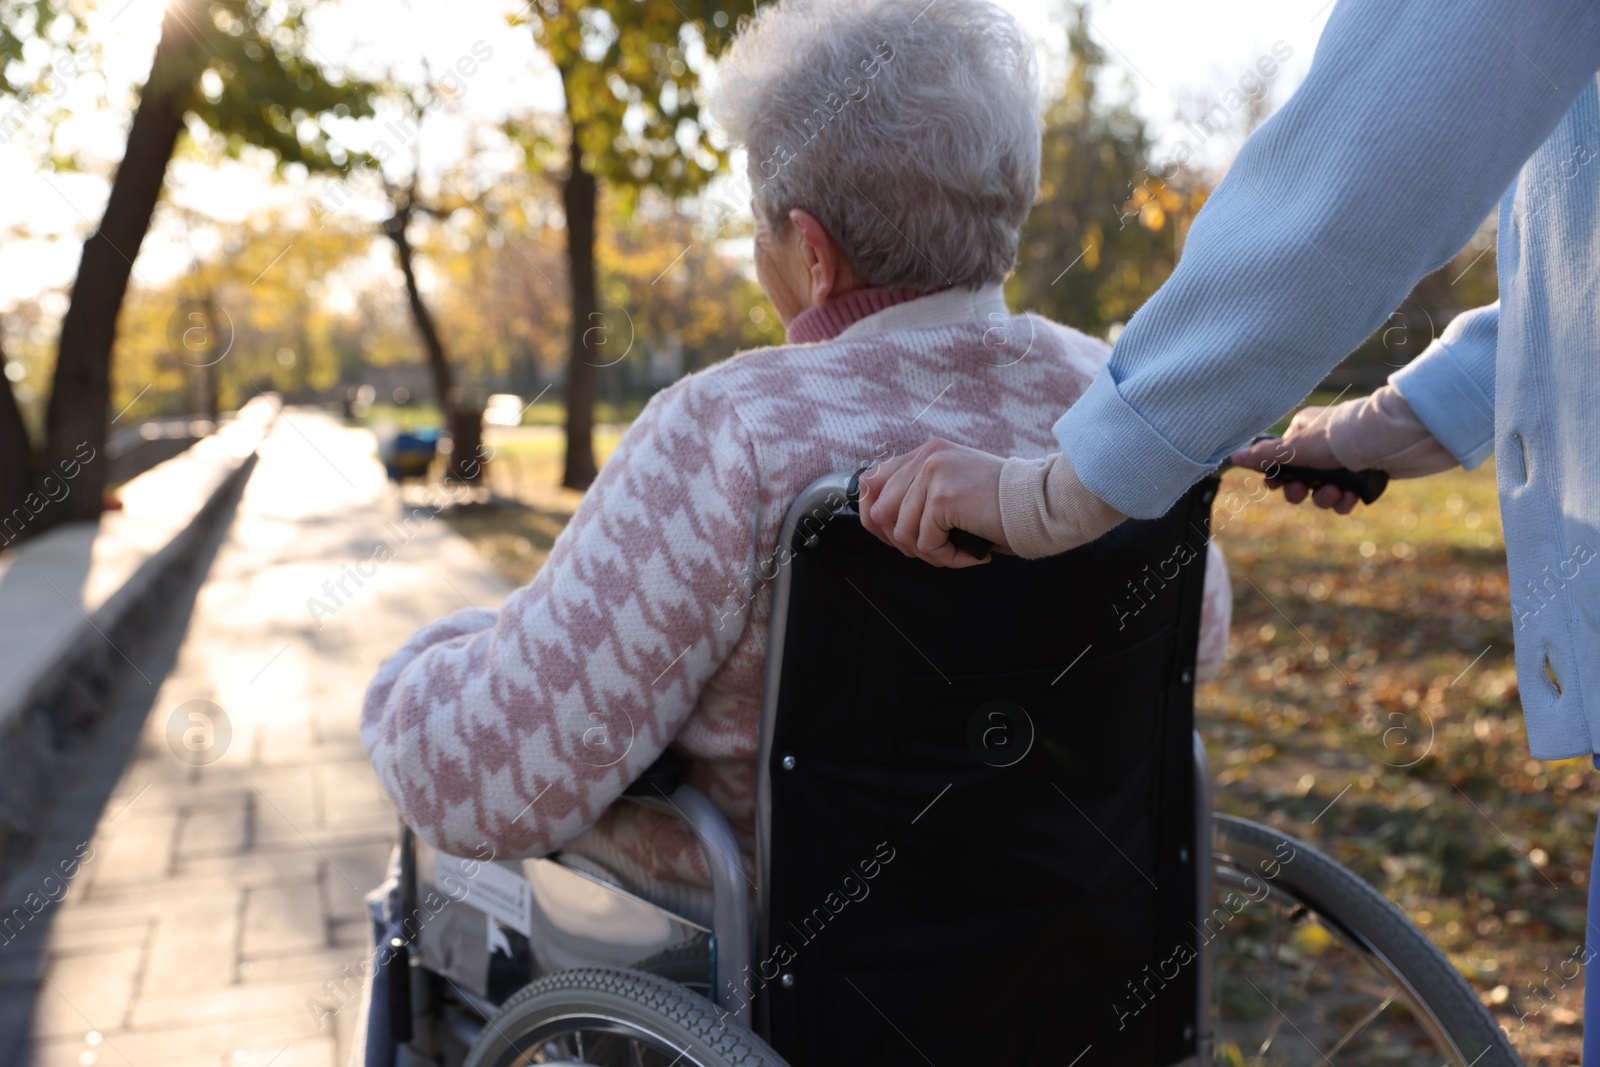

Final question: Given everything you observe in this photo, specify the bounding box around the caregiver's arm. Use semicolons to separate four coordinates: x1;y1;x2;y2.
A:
361;379;760;860
861;0;1599;566
1057;0;1594;522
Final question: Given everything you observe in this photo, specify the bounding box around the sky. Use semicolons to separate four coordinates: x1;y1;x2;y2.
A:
0;0;1341;313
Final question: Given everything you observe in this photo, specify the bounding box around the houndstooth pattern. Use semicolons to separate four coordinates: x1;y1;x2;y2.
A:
361;288;1233;893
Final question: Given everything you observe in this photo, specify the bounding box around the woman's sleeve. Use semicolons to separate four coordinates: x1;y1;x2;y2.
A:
361;378;762;860
1050;0;1600;519
1390;303;1500;469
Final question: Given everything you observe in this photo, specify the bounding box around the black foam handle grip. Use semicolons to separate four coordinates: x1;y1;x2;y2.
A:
847;467;993;561
1269;463;1389;505
1248;435;1389;505
947;528;994;561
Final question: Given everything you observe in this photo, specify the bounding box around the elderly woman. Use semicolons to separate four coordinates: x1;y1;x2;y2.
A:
361;0;1232;916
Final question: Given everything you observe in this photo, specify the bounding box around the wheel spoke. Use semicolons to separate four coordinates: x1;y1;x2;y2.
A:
1250;898;1287;1063
1210;833;1474;1067
1321;988;1400;1061
1248;921;1337;1062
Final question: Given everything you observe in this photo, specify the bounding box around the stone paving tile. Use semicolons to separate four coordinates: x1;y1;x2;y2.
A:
174;798;253;859
0;413;513;1067
172;848;358;888
32;945;144;1038
22;917;150;958
240;884;326;960
141;903;242;993
78;815;179;895
128;975;334;1029
55;880;253;922
319;847;392;925
235;945;369;984
29;1018;334;1067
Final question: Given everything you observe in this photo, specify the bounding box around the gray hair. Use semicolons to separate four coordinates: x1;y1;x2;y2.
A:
711;0;1041;292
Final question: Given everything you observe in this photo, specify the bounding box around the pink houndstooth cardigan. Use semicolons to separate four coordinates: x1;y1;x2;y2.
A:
362;284;1232;904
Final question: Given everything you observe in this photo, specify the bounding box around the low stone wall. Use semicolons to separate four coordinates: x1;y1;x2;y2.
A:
0;397;279;883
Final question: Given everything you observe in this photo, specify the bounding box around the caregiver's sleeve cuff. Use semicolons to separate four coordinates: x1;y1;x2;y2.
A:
1390;302;1499;470
998;452;1125;559
1052;368;1220;520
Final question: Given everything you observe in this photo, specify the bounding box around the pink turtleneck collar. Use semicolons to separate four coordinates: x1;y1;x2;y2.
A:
784;286;938;344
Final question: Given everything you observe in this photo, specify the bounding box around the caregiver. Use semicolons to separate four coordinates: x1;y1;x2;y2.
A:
857;0;1600;1056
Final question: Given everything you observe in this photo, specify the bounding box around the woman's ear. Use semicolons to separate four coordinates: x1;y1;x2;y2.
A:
789;208;857;306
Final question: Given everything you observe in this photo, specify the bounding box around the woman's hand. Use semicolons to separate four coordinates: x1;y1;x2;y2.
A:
1230;405;1362;514
857;439;1010;568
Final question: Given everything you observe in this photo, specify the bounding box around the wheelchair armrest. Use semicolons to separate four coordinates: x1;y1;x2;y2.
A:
621;758;754;1023
623;748;687;797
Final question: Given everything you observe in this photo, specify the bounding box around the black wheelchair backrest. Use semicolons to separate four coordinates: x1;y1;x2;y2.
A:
752;473;1219;1067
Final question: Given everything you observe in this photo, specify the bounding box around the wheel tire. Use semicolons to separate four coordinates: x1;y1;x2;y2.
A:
463;966;785;1067
1213;813;1521;1067
634;934;714;992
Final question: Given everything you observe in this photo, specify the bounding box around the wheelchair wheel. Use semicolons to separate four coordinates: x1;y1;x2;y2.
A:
1210;814;1518;1066
633;933;714;997
462;966;785;1067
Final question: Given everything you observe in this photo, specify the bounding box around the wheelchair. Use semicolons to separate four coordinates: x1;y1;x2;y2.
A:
359;469;1520;1067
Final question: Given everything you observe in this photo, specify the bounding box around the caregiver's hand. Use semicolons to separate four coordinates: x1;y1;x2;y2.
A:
858;439;1009;568
1231;388;1458;515
1231;405;1362;515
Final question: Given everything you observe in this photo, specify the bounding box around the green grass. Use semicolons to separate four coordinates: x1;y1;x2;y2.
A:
1202;461;1587;1061
351;399;644;431
482;428;625;461
515;398;646;427
438;429;622;586
354;402;446;431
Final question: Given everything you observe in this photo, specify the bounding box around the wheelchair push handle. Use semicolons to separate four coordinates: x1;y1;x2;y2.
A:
846;467;994;561
1233;434;1390;506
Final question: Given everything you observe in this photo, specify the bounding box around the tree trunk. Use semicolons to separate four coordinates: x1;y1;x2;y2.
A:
201;291;219;423
385;210;483;485
188;291;220;422
560;131;599;490
386;213;455;416
39;0;206;527
447;406;486;486
0;334;34;547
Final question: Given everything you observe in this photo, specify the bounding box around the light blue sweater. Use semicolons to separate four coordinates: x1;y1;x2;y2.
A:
1054;0;1600;758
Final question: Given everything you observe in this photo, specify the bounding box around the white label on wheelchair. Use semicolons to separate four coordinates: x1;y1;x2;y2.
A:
436;853;534;937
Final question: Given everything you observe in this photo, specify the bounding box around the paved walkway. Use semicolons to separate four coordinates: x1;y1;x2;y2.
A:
0;410;511;1067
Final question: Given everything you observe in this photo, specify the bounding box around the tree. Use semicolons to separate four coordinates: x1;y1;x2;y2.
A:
596;190;782;382
513;1;732;488
1;0;375;534
105;209;373;421
371;85;506;488
1009;5;1205;338
0;1;89;531
423;174;570;399
381;175;489;484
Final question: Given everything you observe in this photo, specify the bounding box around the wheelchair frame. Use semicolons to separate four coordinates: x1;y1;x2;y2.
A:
378;472;1510;1067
